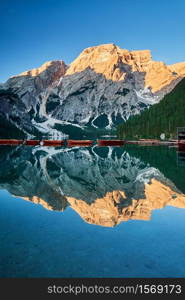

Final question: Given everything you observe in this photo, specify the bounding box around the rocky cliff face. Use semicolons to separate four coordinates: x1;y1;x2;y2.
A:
0;145;184;227
1;44;185;136
168;62;185;77
0;61;68;137
66;44;175;92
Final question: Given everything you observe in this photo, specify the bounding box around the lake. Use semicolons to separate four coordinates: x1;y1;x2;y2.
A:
0;144;185;277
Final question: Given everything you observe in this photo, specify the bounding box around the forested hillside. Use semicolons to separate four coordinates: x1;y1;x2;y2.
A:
117;78;185;139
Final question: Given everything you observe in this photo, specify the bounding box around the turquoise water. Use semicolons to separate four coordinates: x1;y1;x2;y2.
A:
0;145;185;277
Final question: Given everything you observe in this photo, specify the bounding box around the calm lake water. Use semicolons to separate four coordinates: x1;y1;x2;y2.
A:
0;145;185;278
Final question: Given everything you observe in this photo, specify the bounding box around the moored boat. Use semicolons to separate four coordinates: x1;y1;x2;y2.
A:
25;140;40;146
0;139;23;145
67;140;93;147
97;139;125;146
178;140;185;151
42;140;65;146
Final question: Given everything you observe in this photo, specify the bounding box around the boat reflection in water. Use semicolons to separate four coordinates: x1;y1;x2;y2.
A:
178;140;185;152
0;145;185;227
177;151;185;167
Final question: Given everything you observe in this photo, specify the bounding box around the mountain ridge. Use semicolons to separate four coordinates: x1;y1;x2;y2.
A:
1;43;185;137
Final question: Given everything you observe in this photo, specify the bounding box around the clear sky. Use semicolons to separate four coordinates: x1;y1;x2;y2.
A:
1;0;185;82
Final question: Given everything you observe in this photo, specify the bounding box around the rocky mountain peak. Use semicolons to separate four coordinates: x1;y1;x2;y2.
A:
17;60;66;77
7;60;67;89
168;62;185;77
66;44;153;81
65;43;183;93
1;43;185;137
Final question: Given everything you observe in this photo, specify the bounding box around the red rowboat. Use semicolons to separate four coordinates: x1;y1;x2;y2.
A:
97;140;125;146
42;140;65;146
24;140;40;146
67;140;93;147
0;139;23;145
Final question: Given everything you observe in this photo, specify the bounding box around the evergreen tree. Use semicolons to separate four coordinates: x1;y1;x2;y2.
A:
117;78;185;139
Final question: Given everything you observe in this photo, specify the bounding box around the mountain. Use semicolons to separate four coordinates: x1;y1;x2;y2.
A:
117;77;185;139
0;60;67;138
1;44;185;137
0;145;185;227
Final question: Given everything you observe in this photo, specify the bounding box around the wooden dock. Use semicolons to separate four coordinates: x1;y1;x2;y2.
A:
125;139;178;146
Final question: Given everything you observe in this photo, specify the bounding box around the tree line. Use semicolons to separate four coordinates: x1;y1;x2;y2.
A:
117;78;185;139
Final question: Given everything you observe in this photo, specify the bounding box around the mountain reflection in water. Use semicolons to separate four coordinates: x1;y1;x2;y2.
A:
0;145;185;227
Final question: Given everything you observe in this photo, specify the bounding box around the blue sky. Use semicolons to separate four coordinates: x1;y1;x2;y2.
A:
1;0;185;82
